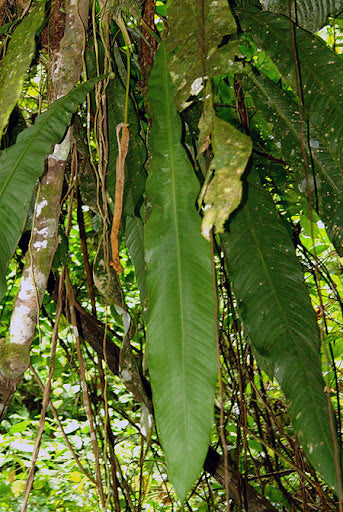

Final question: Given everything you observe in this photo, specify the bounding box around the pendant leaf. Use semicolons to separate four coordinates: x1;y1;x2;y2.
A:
259;0;343;32
222;171;342;493
166;0;238;110
145;42;216;501
238;8;343;170
198;85;252;239
243;71;343;254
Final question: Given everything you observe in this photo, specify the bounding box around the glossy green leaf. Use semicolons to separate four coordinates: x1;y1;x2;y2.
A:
166;0;238;110
238;8;343;169
259;0;343;32
221;170;342;493
146;42;216;500
0;77;102;299
198;85;252;239
243;71;343;254
0;3;45;140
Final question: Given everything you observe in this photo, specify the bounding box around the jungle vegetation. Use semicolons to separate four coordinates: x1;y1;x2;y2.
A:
0;0;343;510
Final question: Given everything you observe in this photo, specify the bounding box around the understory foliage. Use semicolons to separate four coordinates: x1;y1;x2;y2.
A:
0;0;343;510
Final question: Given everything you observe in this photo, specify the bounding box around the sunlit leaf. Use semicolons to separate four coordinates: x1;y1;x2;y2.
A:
222;170;342;493
11;479;26;497
146;42;216;500
8;420;31;435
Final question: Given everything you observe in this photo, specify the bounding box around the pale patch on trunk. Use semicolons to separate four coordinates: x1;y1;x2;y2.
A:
50;129;71;160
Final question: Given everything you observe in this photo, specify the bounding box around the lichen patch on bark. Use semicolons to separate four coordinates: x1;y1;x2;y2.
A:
50;131;71;160
10;300;37;345
33;240;48;250
17;279;35;301
35;199;48;217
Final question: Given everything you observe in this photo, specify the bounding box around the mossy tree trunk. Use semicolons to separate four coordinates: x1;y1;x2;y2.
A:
0;0;89;421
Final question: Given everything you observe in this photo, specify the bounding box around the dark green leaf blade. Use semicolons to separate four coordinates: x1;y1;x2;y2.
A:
259;0;343;32
243;71;343;254
238;8;343;168
0;2;45;140
105;75;147;213
125;212;148;312
0;77;102;299
221;171;342;493
85;37;147;213
146;42;216;500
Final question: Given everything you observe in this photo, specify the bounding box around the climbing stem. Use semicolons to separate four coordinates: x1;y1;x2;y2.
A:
124;44;130;125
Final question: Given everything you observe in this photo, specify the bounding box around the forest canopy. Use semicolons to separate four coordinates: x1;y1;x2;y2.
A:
0;0;343;510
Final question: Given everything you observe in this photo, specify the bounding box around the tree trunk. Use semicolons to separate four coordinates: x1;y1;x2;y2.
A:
0;0;89;422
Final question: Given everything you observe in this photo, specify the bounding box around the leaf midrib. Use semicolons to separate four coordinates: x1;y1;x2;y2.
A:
0;100;66;201
242;185;332;452
162;46;189;444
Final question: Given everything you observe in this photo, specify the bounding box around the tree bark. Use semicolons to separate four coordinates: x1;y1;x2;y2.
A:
204;447;279;512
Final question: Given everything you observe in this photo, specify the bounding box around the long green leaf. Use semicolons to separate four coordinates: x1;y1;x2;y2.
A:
146;42;216;500
221;171;342;493
0;3;45;140
259;0;343;32
0;77;102;299
105;74;147;213
238;8;343;168
243;71;343;254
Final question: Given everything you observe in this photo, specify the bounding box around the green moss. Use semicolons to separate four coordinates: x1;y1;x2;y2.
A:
0;338;30;378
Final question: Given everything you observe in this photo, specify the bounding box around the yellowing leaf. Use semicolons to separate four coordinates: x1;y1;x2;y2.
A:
6;469;16;483
11;480;26;497
199;90;252;240
131;474;151;495
70;471;82;483
202;165;244;240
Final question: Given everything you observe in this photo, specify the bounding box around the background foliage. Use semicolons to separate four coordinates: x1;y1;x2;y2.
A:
0;0;343;510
